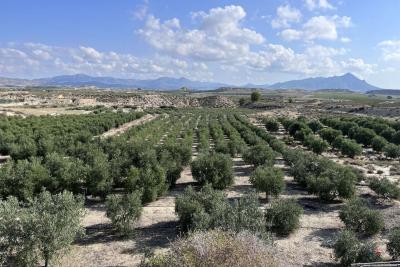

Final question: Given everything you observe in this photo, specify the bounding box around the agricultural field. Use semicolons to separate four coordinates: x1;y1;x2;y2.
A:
0;90;400;267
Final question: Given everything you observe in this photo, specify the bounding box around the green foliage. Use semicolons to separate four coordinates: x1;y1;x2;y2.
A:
124;165;167;203
307;120;323;133
106;191;143;235
334;230;382;266
238;98;246;106
319;128;342;144
265;198;303;236
263;117;280;132
175;185;266;234
304;134;328;154
191;153;233;189
339;198;384;236
250;166;285;199
243;143;275;166
0;191;84;267
388;228;400;260
349;127;376;146
369;177;400;199
338;138;363;158
384;143;400;158
371;136;388;152
250;91;261;102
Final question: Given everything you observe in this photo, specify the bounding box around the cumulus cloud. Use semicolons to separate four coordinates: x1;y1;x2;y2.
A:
305;0;334;11
280;15;352;41
0;43;211;79
271;4;302;29
138;5;264;61
378;40;400;62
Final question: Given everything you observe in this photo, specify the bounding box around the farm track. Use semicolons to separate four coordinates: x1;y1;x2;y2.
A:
100;113;159;138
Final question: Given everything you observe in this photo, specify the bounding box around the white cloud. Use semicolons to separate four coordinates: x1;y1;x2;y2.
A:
280;15;352;41
305;0;335;11
341;37;351;43
340;58;376;74
138;5;264;61
378;40;400;62
271;4;302;29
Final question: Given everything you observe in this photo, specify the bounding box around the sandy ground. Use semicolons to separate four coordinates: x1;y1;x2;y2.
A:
0;106;92;116
101;114;159;138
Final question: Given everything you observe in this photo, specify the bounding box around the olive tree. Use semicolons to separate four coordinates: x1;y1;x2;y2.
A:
250;166;284;200
106;191;143;236
243;143;275;167
0;191;85;267
250;91;261;102
191;153;233;189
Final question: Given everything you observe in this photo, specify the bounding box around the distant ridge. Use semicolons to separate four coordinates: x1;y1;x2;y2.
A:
0;73;386;91
267;73;383;92
0;74;229;90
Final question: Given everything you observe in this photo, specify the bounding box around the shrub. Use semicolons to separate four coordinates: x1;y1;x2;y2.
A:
191;153;233;189
319;128;342;144
175;186;265;234
304;135;328;154
334;230;382;266
339;198;384;236
371;136;388;152
106;191;143;235
251;91;261;102
145;230;276;267
333;230;360;266
308;120;323;133
369;177;400;199
243;143;275;167
381;127;396;141
388;228;400;260
250;166;285;200
351;127;376;146
384;143;400;159
0;191;84;267
265;198;303;236
391;131;400;145
339;139;363;158
263;118;280;132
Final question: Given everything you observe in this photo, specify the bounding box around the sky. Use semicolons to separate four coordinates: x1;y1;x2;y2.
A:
1;0;400;88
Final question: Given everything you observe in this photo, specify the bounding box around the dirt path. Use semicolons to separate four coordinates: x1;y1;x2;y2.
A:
100;113;159;138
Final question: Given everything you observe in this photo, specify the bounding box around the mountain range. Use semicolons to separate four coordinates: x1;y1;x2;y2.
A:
0;73;385;92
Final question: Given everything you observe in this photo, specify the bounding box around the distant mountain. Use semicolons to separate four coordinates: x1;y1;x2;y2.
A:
0;73;387;91
0;74;229;90
268;73;383;92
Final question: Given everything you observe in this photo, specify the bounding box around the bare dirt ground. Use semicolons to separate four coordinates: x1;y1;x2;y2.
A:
0;106;92;116
101;114;159;138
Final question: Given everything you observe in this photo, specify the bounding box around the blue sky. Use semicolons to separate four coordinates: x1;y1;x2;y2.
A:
1;0;400;88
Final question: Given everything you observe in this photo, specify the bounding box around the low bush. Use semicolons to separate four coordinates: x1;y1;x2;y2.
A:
339;198;384;236
106;191;143;236
250;166;285;200
319;128;342;144
388;228;400;260
145;230;276;267
334;230;382;266
263;118;280;132
265;198;303;236
191;153;233;189
0;191;84;267
175;185;266;234
371;136;388;152
304;135;328;154
338;139;363;158
369;177;400;199
384;143;400;159
243;143;275;167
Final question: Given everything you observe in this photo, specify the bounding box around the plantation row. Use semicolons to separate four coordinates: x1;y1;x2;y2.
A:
0;110;146;160
0;110;198;202
321;116;400;158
